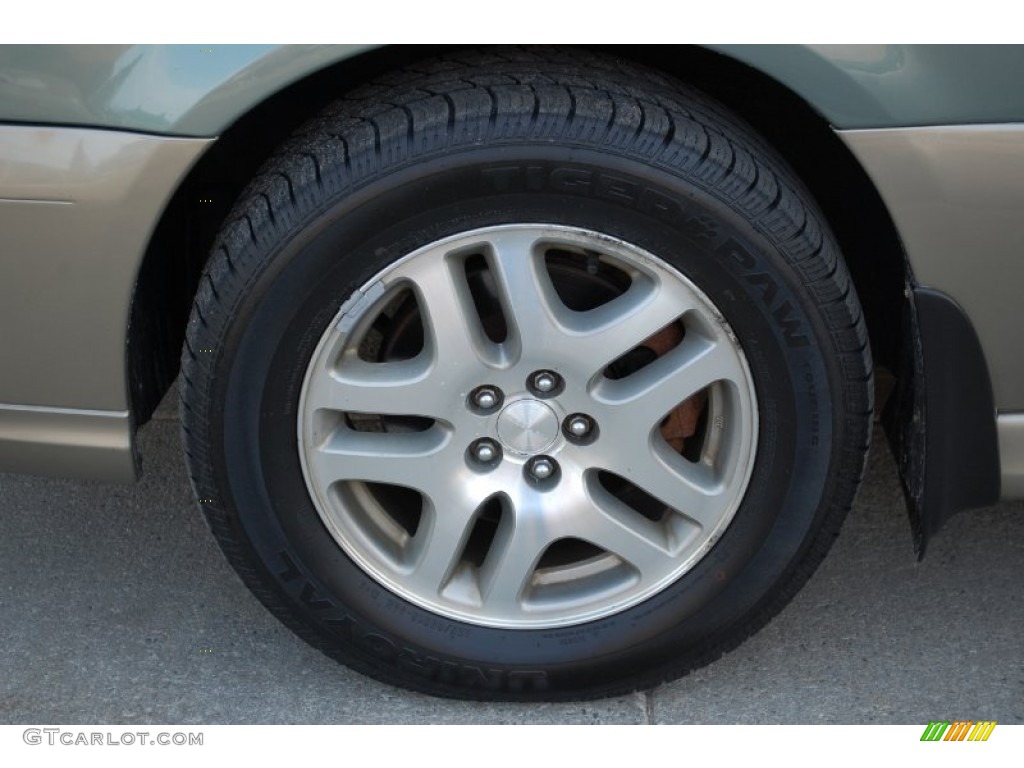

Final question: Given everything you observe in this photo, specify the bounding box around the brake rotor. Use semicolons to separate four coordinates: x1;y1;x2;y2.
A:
643;322;707;453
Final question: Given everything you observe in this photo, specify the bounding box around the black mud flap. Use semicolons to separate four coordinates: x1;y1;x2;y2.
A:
883;286;1000;557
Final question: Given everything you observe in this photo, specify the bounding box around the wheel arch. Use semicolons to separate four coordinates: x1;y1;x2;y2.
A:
128;45;440;425
617;45;1000;547
602;45;909;373
616;45;999;549
129;44;907;421
127;44;997;549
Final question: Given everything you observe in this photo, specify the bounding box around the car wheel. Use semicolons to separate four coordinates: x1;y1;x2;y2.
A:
181;48;872;700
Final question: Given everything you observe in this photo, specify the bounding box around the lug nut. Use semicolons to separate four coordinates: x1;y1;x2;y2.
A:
534;374;556;392
471;439;500;464
528;456;556;480
474;387;499;410
531;371;560;394
567;416;591;437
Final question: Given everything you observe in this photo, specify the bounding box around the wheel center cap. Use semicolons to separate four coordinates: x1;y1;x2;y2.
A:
496;399;559;455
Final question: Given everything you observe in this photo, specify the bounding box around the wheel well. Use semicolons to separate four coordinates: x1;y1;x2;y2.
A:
601;45;906;367
128;46;445;424
129;44;907;425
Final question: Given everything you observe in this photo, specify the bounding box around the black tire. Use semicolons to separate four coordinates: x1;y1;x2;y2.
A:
180;48;872;700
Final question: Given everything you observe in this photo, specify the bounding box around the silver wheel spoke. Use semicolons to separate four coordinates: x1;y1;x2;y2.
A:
303;358;446;419
401;255;489;370
485;230;569;355
555;277;694;374
597;335;743;428
478;511;550;613
486;231;696;374
616;440;725;530
409;484;486;594
581;488;677;574
309;430;451;486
